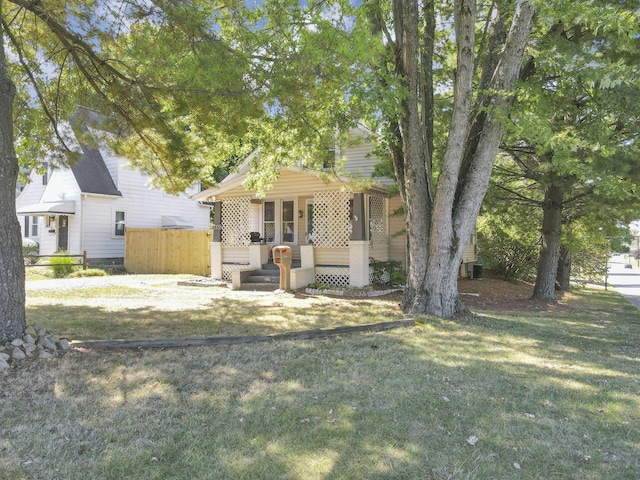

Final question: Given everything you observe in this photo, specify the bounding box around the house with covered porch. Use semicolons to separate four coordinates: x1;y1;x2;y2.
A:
192;128;477;289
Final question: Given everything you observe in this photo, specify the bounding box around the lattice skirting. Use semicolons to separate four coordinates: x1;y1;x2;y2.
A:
369;267;391;285
221;263;250;281
315;266;350;287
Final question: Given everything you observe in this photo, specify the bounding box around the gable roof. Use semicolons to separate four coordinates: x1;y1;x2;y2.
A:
70;141;121;197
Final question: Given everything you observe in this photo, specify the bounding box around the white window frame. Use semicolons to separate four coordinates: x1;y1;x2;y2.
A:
113;209;126;238
261;199;297;244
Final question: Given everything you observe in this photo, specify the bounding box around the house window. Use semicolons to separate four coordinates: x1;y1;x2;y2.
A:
263;202;275;243
282;201;294;243
115;211;125;236
42;164;49;185
24;216;37;237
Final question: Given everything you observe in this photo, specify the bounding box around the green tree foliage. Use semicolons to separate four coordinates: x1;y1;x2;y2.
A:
494;1;640;300
1;0;264;341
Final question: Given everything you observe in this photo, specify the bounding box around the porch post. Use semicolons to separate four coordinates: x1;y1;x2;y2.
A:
351;193;367;241
211;242;223;279
213;201;222;242
349;193;369;287
211;201;223;279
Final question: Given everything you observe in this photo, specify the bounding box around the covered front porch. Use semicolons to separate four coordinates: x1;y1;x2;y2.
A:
209;189;390;290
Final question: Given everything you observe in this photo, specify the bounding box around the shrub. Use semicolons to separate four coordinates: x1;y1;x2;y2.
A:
369;258;403;286
49;251;76;278
69;268;108;278
22;238;39;264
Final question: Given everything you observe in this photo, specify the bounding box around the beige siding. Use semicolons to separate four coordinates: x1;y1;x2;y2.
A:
461;230;477;263
342;143;376;178
315;247;349;266
218;169;339;199
388;196;406;269
222;247;250;264
369;245;389;262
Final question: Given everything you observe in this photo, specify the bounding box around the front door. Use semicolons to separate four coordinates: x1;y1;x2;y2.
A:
263;200;296;245
58;215;69;251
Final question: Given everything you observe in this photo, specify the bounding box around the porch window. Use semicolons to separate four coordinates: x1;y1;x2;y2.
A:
115;211;125;236
282;200;294;243
263;201;275;242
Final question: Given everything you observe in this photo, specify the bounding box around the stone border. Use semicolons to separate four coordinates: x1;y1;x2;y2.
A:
1;324;72;369
305;287;403;297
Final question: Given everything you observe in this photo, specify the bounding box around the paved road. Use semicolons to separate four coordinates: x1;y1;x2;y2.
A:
607;256;640;310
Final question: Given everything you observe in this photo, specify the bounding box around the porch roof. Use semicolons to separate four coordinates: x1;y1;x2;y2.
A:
192;152;386;202
17;201;76;216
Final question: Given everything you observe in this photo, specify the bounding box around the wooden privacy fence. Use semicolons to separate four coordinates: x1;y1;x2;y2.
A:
125;228;211;276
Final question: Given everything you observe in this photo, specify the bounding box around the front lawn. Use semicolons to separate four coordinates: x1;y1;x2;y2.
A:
1;277;638;479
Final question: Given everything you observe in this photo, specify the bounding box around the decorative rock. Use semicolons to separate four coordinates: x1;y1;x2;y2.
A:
11;348;27;360
39;337;57;351
1;324;67;365
24;325;37;337
38;350;54;360
23;344;38;357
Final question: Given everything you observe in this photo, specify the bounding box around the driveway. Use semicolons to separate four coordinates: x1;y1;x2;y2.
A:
607;256;640;310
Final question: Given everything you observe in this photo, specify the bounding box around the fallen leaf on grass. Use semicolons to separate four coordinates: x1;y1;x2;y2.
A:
466;435;478;446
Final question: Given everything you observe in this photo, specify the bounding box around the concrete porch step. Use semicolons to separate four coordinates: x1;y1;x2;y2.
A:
239;283;280;291
244;274;279;284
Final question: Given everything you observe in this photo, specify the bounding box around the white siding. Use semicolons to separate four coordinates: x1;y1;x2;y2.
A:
80;195;123;259
16;146;210;260
16;167;83;256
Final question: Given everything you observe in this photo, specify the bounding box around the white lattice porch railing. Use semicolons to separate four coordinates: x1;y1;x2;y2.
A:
221;196;251;247
369;192;388;248
312;190;352;248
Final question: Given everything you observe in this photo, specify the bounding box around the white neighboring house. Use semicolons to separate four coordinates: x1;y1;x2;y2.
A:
16;130;211;264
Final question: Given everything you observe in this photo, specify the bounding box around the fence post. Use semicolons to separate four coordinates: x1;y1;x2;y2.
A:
83;251;87;270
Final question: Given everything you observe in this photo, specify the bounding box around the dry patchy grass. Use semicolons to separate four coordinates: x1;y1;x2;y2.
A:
2;275;638;479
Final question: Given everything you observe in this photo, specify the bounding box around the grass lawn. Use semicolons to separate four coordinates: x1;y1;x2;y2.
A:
1;277;639;479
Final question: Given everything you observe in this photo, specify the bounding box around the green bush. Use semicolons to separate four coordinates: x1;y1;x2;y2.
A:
369;258;403;286
69;268;108;278
22;238;39;264
49;251;76;278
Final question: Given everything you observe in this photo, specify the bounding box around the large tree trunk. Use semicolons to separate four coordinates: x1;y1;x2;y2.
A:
556;244;572;292
395;0;534;317
532;185;564;301
0;20;27;343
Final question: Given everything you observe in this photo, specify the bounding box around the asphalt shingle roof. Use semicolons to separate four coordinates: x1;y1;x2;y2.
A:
71;143;121;196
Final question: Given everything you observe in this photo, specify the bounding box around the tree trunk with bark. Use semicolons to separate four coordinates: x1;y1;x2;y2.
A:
532;184;564;301
391;0;535;317
0;17;27;343
556;245;572;292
